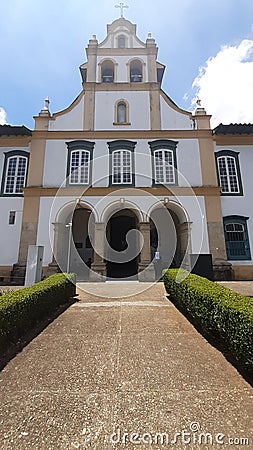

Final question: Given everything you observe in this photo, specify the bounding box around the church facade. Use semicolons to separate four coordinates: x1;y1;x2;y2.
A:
0;16;253;283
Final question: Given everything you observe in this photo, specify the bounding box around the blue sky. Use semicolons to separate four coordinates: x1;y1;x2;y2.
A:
1;0;253;128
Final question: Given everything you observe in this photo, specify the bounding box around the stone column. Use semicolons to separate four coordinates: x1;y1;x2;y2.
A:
138;222;155;281
179;222;192;259
90;222;106;281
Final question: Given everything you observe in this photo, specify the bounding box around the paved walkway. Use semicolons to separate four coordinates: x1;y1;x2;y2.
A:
0;283;252;449
217;281;253;297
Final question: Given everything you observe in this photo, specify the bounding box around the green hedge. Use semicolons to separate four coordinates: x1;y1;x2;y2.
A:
0;273;76;350
163;269;253;374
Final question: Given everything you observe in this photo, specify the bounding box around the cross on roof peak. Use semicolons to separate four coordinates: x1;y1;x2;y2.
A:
115;2;129;18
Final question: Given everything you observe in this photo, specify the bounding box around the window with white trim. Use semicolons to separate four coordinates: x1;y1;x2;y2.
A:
216;150;243;195
154;149;175;184
66;140;94;186
1;151;29;196
149;140;178;186
108;140;136;186
69;150;90;185
112;150;132;184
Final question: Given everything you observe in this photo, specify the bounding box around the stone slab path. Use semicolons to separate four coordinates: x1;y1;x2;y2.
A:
0;282;252;449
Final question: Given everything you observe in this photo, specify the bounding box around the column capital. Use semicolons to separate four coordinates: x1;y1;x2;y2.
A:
139;221;151;229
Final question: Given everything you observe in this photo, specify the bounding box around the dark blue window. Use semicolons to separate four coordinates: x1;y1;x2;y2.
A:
224;216;251;260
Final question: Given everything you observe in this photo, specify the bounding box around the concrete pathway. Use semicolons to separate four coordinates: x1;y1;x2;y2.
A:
0;283;252;449
217;281;253;297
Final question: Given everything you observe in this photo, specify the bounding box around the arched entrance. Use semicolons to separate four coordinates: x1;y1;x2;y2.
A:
53;202;96;280
106;209;139;279
72;207;95;269
149;204;190;277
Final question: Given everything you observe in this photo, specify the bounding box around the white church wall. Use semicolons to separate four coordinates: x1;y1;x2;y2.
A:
0;198;23;265
36;197;54;265
160;96;193;130
41;138;202;189
92;140;110;187
43;140;68;188
135;142;152;187
177;140;202;186
48;96;84;131
94;91;150;130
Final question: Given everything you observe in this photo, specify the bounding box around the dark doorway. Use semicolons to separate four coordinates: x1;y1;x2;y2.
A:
106;210;139;279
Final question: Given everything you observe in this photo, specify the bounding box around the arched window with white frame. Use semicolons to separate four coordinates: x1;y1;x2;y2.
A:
216;150;243;195
117;102;126;123
114;100;129;125
1;150;29;195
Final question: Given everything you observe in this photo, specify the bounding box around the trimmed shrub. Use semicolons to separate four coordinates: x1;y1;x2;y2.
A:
163;269;253;374
0;273;76;350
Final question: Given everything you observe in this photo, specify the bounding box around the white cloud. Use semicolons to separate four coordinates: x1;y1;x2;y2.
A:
192;39;253;126
0;107;7;125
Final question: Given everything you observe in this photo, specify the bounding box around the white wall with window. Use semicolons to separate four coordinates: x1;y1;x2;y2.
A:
0;198;24;265
42;137;204;189
216;145;253;265
95;91;150;130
